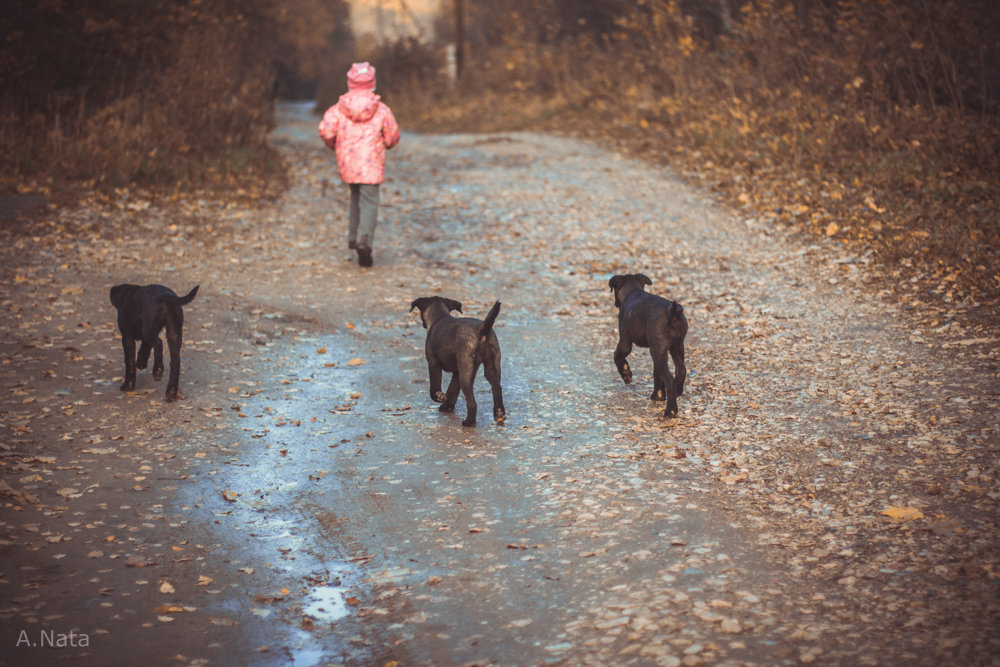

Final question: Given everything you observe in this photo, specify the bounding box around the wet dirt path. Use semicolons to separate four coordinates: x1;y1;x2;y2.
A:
2;102;997;665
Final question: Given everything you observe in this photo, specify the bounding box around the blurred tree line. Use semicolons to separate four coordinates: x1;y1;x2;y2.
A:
1;0;352;188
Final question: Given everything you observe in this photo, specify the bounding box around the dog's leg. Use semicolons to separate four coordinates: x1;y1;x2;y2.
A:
655;356;679;418
439;374;459;413
151;336;164;381
671;339;686;396
459;363;478;427
164;322;182;402
650;343;667;401
484;357;505;424
651;373;665;401
137;341;152;370
428;361;447;403
120;336;137;391
614;335;633;385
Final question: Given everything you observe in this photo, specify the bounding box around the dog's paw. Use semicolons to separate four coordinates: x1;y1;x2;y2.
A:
432;391;447;403
165;389;179;402
663;405;678;418
461;417;476;427
153;368;164;381
621;364;632;384
494;408;506;424
438;403;455;413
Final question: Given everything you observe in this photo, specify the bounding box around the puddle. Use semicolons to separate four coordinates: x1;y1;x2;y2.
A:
302;585;349;623
290;647;325;667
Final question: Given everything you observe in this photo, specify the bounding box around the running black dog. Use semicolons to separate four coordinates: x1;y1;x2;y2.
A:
608;273;687;417
409;297;505;427
110;283;199;401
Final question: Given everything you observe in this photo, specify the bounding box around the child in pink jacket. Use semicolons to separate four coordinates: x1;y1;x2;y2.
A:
318;62;400;267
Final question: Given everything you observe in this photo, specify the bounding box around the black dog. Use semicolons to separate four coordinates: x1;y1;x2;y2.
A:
110;284;199;401
409;297;505;427
608;273;687;417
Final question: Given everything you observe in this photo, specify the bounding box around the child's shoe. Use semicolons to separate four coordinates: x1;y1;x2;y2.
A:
356;236;373;267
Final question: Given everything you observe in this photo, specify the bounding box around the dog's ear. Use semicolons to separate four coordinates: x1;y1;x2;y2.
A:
609;276;623;292
636;273;653;286
444;298;463;313
409;298;423;313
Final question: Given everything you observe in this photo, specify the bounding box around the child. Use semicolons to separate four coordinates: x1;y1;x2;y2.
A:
318;62;400;267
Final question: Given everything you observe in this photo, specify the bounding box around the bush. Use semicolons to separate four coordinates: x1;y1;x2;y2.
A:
1;0;347;192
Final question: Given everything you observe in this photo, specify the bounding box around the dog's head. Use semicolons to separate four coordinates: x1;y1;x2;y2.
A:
409;296;463;329
608;273;652;308
109;284;139;310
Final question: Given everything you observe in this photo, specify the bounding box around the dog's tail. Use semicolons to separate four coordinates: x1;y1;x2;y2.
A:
669;300;683;322
166;285;199;306
478;301;501;344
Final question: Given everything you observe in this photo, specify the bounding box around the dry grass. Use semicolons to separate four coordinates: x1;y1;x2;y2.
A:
1;3;285;198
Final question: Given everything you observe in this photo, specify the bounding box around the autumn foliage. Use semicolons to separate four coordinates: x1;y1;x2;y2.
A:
390;0;1000;303
1;0;349;191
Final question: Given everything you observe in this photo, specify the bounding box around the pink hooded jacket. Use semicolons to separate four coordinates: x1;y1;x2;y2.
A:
318;90;400;184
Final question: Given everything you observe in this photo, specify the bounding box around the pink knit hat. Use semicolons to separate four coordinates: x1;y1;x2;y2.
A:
347;62;376;90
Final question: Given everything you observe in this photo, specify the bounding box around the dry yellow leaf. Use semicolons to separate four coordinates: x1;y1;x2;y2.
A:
880;506;925;521
153;604;185;613
348;358;365;366
825;222;839;236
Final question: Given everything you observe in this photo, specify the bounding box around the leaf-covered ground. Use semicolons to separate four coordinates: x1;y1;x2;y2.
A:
1;103;998;665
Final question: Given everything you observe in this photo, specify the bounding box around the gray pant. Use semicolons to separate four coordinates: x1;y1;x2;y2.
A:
348;183;379;247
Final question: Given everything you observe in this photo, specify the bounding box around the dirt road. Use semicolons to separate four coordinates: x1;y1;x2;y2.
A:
2;102;998;666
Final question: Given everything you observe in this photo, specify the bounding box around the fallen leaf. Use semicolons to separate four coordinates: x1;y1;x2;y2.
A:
880;506;925;522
